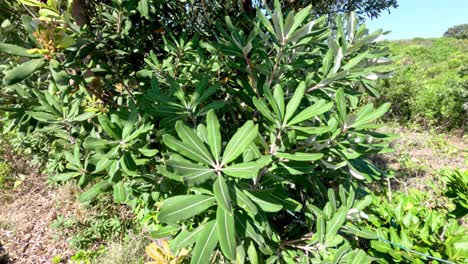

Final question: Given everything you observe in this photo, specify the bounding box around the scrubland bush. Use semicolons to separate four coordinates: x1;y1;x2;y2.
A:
0;0;466;263
376;38;467;129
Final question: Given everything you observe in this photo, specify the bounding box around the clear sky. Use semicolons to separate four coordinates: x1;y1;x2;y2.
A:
366;0;468;40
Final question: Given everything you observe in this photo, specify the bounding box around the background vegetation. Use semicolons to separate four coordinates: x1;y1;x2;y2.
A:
376;37;467;130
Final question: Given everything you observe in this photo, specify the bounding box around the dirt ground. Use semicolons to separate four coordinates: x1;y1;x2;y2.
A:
0;171;81;264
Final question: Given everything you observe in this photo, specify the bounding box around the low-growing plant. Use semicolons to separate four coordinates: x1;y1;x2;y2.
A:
442;168;468;218
363;189;468;263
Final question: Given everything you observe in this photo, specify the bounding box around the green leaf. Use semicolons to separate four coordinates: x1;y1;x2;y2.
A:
190;221;218;264
74;112;94;122
213;175;232;212
138;148;158;157
216;206;236;260
27;111;59;122
79;181;112;203
121;153;138;176
222;160;266;179
288;5;312;37
175;121;214;166
335;88;346;122
158;195;216;224
3;58;46;85
344;224;378;239
50;172;81;182
252;97;276;123
276;152;323;161
166;159;215;185
222;121;258;166
137;0;149;18
351;103;391;128
163;134;213;166
113;182;127;203
98;115;121;140
0;43;42;57
284;81;306;124
245;190;283;212
273;84;285;121
207;110;222;162
234;214;266;249
326;207;347;237
83;137;115;150
50;63;70;91
287;101;333;126
342;51;369;70
247;241;259;264
171;224;206;251
351;250;368;264
236;244;246;264
122;108;138;140
150;225;179;239
233;186;258;215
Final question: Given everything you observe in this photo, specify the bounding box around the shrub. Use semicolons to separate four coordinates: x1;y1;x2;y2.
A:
0;0;405;262
444;24;468;39
376;38;468;129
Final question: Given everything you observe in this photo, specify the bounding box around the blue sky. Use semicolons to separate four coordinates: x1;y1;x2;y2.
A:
366;0;468;40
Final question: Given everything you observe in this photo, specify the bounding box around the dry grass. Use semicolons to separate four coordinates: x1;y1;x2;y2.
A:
375;125;467;201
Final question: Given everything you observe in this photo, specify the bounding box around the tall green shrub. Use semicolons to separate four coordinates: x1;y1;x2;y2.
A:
0;0;401;262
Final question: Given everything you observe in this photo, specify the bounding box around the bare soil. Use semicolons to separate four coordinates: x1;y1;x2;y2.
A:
0;172;81;264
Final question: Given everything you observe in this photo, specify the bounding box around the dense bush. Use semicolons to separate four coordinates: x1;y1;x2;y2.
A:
376;38;468;129
1;1;466;263
444;24;468;39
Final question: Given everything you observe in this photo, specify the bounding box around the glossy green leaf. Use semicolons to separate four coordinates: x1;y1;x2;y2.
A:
207;109;222;162
222;121;258;165
3;58;45;85
213;175;232;212
287;101;333;125
252;97;276;123
79;181;112;203
273;84;285;121
216;206;236;260
175;121;214;165
352;103;391;128
163;134;212;166
190;221;218;264
113;182;127;203
247;241;259;264
222;161;263;179
159;195;216;224
234;187;258;215
0;43;42;57
27;111;59;122
284;81;306;124
171;224;206;251
83;137;115;150
326;208;347;237
335;88;346;122
245;190;283;212
276;152;323;161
